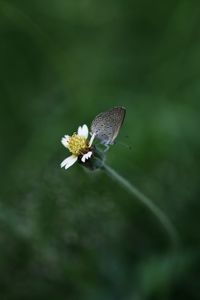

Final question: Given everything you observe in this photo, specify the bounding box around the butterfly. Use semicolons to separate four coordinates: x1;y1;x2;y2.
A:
91;106;126;146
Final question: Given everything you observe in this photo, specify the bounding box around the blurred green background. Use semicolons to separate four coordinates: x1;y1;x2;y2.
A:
0;0;200;299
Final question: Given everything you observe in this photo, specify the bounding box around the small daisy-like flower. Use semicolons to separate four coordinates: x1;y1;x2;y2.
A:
60;124;95;170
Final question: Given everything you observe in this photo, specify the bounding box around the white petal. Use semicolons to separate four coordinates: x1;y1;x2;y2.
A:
89;133;96;147
78;124;88;138
61;135;70;148
60;155;77;169
81;151;93;162
77;126;82;134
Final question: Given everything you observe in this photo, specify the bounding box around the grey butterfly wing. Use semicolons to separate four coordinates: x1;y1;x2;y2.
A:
91;113;114;145
108;107;126;144
91;107;126;145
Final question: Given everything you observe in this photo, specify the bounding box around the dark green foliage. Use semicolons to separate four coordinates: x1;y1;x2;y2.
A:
0;0;199;299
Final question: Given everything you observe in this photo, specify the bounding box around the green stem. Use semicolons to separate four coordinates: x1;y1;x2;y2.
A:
102;163;179;248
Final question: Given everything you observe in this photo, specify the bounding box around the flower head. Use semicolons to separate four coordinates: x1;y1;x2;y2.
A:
60;124;95;170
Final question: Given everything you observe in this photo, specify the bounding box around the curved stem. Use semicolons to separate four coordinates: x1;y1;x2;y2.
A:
102;163;180;248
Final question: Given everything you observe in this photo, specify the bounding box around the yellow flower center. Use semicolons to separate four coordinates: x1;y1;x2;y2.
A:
68;134;89;156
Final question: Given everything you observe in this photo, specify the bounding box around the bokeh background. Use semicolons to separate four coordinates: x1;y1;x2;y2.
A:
0;0;200;299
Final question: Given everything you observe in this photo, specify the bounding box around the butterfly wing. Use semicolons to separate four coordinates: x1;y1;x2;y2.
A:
91;106;126;145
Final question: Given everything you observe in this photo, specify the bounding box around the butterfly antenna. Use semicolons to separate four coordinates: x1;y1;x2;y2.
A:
115;141;132;150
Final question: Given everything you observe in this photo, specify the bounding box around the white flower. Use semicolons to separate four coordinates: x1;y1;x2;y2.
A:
60;124;95;170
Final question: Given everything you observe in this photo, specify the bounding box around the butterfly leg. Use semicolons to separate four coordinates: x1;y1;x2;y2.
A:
103;144;110;152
